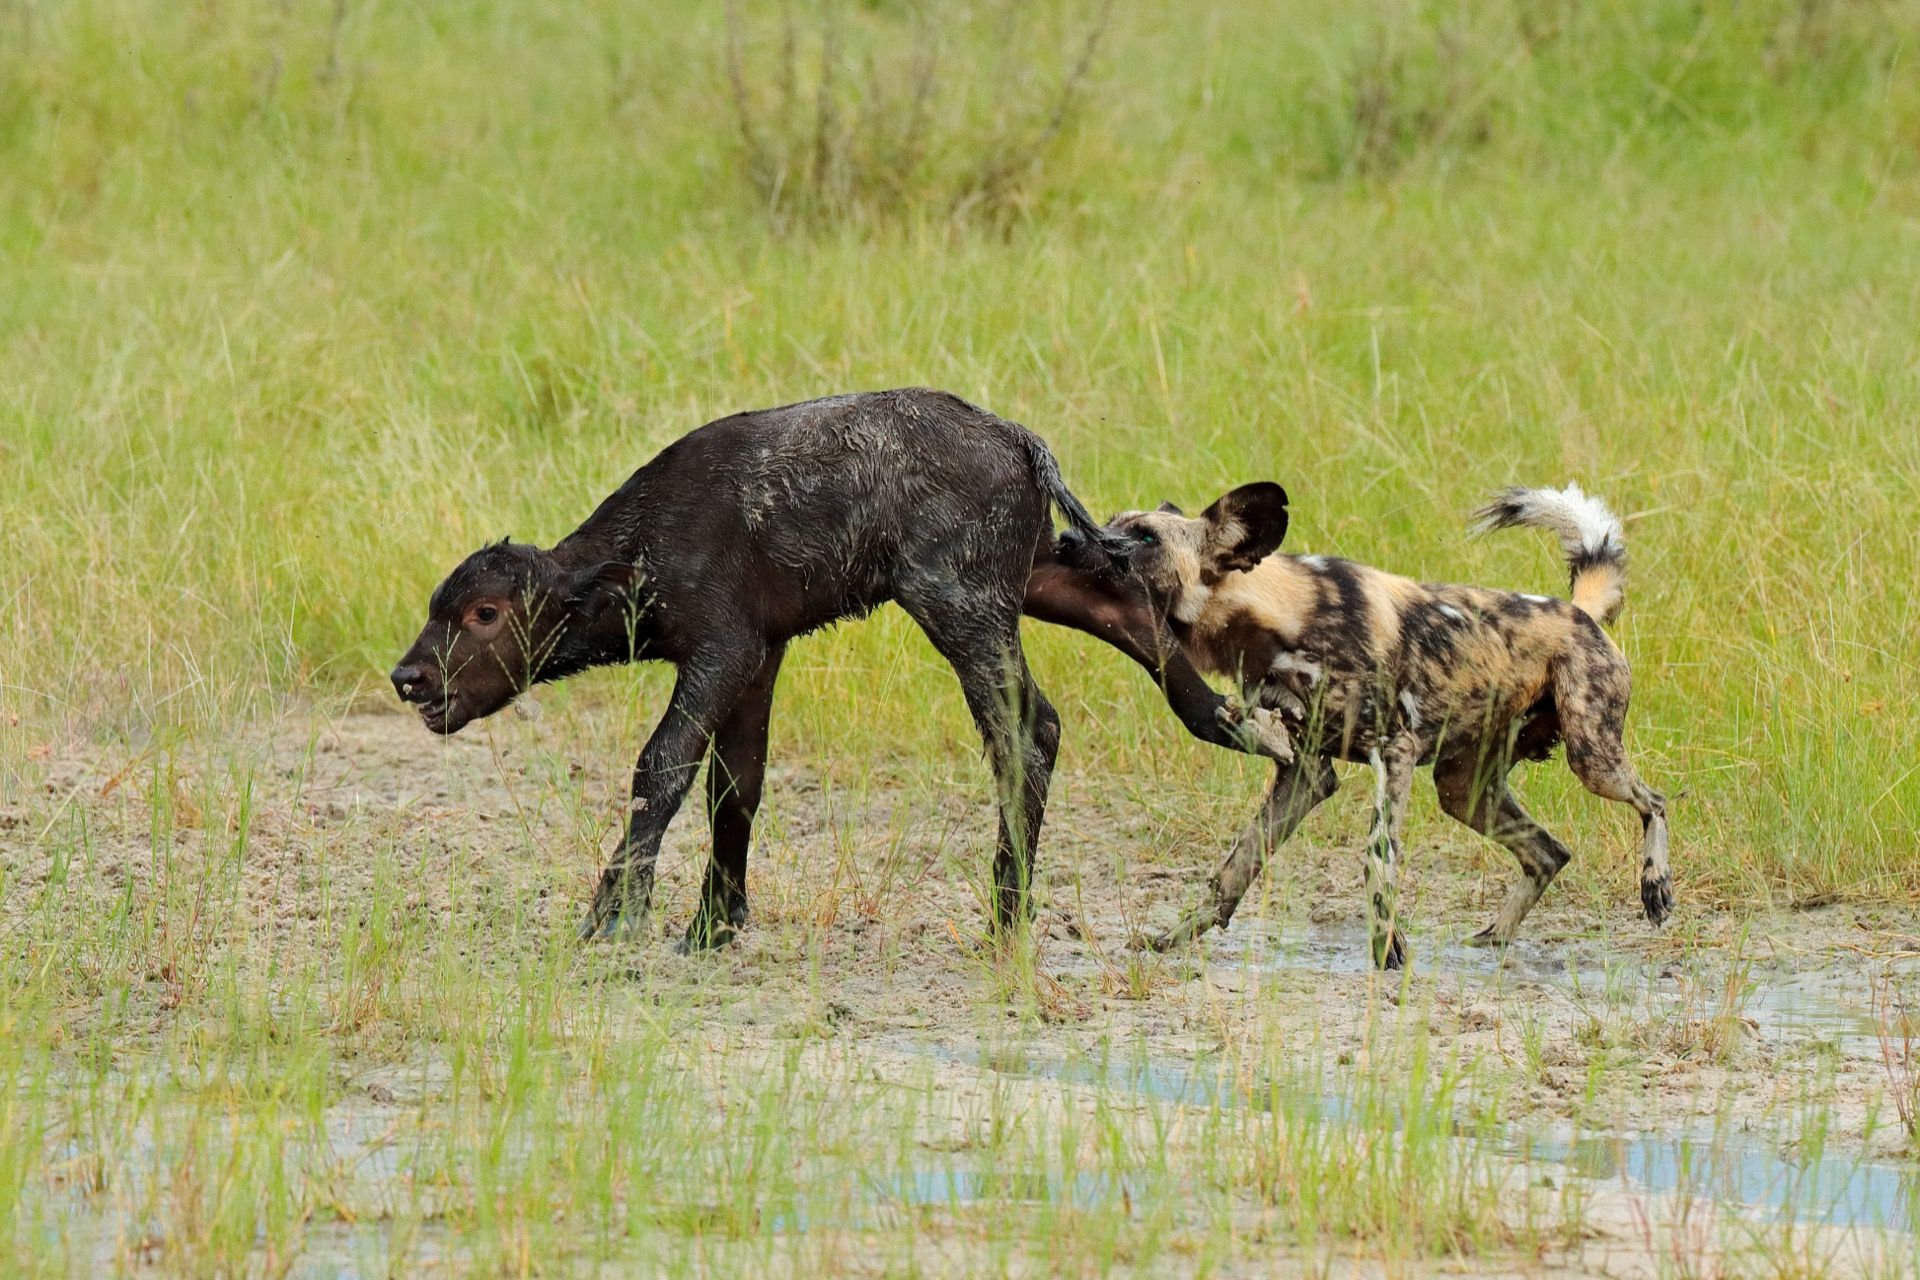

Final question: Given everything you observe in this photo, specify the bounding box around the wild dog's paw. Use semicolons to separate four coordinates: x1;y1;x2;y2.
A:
1132;903;1224;953
1372;927;1409;971
1216;693;1248;730
1641;874;1674;927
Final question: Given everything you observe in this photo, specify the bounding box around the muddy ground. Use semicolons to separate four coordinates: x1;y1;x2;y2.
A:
6;706;1919;1275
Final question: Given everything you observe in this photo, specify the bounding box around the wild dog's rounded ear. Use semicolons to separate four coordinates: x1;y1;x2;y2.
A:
565;560;640;610
1156;501;1185;516
1200;483;1290;574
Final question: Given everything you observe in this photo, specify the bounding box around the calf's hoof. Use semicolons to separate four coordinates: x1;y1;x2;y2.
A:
579;906;647;943
675;911;742;955
1464;925;1506;949
1218;701;1294;764
578;869;654;943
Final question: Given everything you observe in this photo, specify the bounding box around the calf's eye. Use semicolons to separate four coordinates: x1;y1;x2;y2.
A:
474;605;500;626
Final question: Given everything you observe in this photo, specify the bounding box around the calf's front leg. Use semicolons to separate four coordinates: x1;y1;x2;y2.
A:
580;643;767;942
1022;563;1286;760
680;644;785;952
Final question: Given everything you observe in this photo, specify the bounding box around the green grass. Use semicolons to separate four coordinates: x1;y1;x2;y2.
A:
4;0;1916;902
4;0;1920;1273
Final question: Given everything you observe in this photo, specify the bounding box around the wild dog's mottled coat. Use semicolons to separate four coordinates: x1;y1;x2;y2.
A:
1078;482;1670;968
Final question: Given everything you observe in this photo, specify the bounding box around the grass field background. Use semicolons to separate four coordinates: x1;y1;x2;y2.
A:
6;0;1917;902
3;3;1920;1272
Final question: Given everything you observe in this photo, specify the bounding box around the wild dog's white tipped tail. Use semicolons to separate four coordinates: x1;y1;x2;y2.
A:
1472;484;1628;624
1471;484;1622;561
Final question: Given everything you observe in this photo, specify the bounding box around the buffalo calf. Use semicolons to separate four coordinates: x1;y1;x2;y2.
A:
391;388;1277;950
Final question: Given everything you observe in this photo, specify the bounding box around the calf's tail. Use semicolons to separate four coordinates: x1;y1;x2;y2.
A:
1014;427;1133;563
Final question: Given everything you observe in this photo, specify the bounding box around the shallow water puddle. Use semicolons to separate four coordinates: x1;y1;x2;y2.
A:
928;1039;1920;1232
1499;1128;1920;1232
1215;918;1897;1058
917;907;1920;1237
879;1168;1133;1210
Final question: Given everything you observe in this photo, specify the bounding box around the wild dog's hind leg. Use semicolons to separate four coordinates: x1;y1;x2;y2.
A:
1433;737;1572;947
1143;754;1338;952
681;644;786;953
1565;730;1671;925
1555;645;1673;925
1366;734;1421;970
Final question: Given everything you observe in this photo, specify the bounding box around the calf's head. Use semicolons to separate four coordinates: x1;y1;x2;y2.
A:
390;540;637;735
1078;483;1290;615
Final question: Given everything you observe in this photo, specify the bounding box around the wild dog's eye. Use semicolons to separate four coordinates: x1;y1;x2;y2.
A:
1134;529;1160;547
473;605;500;627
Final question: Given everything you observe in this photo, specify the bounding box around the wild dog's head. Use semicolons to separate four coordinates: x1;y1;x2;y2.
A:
389;541;638;735
1081;483;1290;613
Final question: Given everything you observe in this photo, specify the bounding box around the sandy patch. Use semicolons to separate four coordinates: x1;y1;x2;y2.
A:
4;706;1917;1275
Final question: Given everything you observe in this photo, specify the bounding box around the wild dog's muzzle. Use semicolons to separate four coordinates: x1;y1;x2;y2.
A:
1055;526;1129;574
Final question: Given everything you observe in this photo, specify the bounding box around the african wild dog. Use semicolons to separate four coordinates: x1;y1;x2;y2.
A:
1055;482;1671;969
390;389;1285;952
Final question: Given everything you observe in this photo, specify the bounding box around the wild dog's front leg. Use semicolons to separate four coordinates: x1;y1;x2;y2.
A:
581;646;766;942
1365;734;1421;970
1142;754;1338;951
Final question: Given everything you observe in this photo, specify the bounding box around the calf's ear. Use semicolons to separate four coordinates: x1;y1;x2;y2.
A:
565;560;640;611
1200;483;1290;574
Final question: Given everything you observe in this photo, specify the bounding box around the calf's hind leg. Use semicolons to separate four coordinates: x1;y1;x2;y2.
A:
1143;754;1339;952
904;594;1059;936
681;644;786;953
